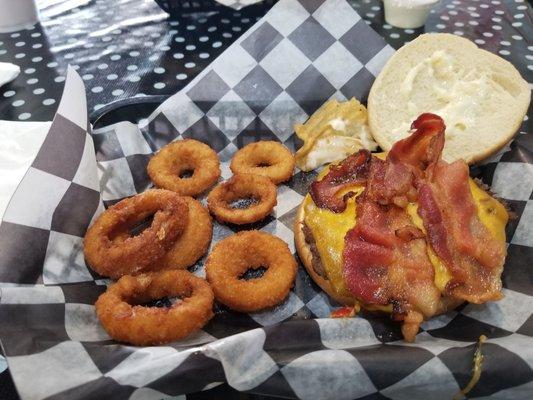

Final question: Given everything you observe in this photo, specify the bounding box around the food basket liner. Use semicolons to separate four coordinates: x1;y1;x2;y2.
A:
0;0;532;398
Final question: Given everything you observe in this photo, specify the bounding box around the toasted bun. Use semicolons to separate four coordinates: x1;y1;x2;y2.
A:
368;33;530;164
294;201;356;306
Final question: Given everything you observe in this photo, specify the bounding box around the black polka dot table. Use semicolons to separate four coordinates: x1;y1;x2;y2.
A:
0;1;531;400
0;0;530;123
0;0;276;121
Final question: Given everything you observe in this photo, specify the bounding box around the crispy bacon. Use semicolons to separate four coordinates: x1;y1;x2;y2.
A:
310;150;371;212
337;112;505;340
364;114;445;207
343;199;442;326
418;161;505;303
343;114;448;319
417;183;455;269
395;226;426;241
343;200;395;306
388;113;446;174
365;155;415;207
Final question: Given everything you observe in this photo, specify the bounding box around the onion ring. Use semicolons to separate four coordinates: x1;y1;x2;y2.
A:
207;174;277;225
205;231;297;312
95;270;214;345
161;197;212;269
230;141;295;185
113;197;213;270
84;189;188;278
148;139;221;197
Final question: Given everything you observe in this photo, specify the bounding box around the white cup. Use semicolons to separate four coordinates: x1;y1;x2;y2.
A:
383;0;438;29
0;0;39;33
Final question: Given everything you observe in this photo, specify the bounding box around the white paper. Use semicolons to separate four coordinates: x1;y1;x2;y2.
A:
0;120;51;219
0;62;21;87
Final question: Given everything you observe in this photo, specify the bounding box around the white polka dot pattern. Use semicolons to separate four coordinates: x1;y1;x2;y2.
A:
0;0;529;121
0;0;274;119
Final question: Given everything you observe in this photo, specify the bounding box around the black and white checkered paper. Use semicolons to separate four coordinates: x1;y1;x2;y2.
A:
1;0;532;399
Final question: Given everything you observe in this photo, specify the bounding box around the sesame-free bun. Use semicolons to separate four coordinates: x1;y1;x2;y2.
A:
368;33;530;164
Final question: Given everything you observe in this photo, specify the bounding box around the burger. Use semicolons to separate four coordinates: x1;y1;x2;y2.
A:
294;113;509;341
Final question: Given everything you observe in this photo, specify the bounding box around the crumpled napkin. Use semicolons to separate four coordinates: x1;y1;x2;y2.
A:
0;62;20;87
0;120;51;219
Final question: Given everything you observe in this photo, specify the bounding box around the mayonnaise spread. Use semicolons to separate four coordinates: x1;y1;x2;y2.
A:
395;50;511;139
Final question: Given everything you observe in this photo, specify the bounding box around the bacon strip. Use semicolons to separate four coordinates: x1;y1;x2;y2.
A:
343;200;395;306
336;113;505;339
364;114;446;207
310;150;371;212
343;197;442;322
343;114;447;314
365;154;415;207
418;161;505;302
388;113;446;174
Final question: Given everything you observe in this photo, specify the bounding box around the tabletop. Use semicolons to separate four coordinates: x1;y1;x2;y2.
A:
1;0;530;123
0;0;531;399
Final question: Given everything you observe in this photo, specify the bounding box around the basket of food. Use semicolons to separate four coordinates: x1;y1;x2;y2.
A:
0;0;531;399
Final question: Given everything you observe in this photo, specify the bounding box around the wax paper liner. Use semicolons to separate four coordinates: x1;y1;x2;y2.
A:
0;0;532;399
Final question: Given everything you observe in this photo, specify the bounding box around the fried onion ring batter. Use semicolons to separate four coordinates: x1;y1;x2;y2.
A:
205;231;297;312
84;189;188;278
207;174;277;225
162;197;213;269
148;139;221;197
230;141;295;185
95;270;214;345
113;197;213;270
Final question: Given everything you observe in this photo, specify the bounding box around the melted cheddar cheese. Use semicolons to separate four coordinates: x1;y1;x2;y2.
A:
304;190;360;297
303;169;508;308
406;202;452;293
